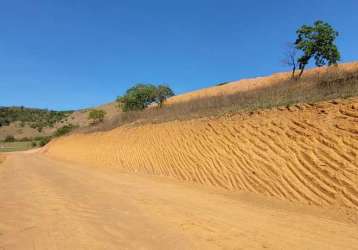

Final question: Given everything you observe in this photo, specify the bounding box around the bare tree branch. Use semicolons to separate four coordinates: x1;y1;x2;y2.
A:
282;42;298;79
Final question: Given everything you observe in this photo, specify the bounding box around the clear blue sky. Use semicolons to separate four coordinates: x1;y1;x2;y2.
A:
1;0;357;110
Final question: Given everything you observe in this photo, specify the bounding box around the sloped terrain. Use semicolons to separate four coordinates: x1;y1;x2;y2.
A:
166;62;358;105
2;62;358;140
0;108;72;140
84;62;358;132
0;102;120;140
45;97;358;210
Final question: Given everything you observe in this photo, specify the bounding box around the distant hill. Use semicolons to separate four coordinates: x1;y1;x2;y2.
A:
0;107;73;140
0;103;121;140
0;106;73;129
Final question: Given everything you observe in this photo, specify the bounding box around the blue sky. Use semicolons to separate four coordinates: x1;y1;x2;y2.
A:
0;0;357;110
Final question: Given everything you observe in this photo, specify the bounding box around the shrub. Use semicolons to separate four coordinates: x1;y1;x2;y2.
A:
34;136;46;141
54;124;77;137
19;137;30;142
216;81;230;86
88;109;106;125
39;137;51;147
4;135;15;142
31;141;37;147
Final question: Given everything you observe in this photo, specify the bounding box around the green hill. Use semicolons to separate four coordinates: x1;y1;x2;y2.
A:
0;107;73;132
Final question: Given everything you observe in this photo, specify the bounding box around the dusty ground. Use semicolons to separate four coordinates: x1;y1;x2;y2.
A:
46;97;358;210
0;153;357;250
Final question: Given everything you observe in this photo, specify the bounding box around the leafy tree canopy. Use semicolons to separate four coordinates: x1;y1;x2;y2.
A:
117;84;175;112
155;85;175;107
294;20;340;77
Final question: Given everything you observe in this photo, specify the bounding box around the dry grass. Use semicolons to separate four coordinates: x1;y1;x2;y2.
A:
0;141;38;152
80;63;358;132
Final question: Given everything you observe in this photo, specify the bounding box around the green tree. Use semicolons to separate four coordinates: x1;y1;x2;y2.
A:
117;84;157;112
155;85;175;107
117;84;175;112
88;109;106;125
294;20;340;78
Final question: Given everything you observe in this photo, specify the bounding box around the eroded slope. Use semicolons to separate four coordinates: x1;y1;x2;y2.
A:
45;98;358;209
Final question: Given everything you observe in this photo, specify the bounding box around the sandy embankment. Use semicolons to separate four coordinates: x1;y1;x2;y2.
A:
45;97;358;210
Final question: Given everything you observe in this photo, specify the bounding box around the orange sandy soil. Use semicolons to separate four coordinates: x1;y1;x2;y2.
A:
0;152;357;249
46;97;358;211
1;64;358;249
0;154;5;163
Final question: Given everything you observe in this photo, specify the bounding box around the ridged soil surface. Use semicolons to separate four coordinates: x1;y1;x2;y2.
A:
45;98;358;210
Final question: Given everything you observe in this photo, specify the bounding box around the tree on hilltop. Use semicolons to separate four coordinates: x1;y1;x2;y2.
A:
286;20;341;78
282;42;299;79
155;85;175;107
117;84;175;112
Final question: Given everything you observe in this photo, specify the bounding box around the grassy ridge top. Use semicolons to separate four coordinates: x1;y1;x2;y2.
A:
83;62;358;133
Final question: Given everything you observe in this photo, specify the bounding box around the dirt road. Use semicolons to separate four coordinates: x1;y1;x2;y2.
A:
0;153;357;249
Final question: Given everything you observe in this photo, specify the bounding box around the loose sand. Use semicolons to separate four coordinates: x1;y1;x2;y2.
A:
0;153;357;249
2;64;358;249
45;97;358;211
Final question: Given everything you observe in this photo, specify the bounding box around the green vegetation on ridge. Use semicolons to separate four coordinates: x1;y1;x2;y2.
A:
88;109;106;125
0;107;73;131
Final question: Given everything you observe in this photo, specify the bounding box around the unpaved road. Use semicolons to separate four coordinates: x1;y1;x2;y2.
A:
0;153;357;249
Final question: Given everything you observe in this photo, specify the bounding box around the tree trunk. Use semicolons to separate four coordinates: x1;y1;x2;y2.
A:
298;64;306;78
291;65;296;79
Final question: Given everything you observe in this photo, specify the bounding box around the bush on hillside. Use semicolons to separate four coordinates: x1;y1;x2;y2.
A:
88;109;106;125
18;137;30;142
54;124;77;137
39;137;51;147
4;135;15;142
